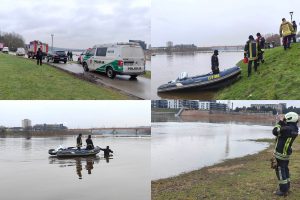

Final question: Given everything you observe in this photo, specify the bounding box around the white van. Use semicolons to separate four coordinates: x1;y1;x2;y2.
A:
82;43;145;79
2;47;9;54
16;48;25;56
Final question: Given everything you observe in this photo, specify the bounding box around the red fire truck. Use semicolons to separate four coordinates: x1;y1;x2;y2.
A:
27;40;49;58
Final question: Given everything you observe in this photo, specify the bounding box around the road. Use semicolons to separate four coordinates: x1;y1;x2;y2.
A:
50;62;151;99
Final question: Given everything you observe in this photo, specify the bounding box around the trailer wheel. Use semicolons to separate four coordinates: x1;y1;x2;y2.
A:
83;63;89;72
106;67;116;79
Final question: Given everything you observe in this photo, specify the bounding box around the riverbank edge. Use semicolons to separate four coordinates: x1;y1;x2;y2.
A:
152;138;300;200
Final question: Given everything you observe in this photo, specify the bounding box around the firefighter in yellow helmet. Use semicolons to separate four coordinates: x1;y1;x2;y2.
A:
279;18;294;50
272;112;299;196
244;35;261;77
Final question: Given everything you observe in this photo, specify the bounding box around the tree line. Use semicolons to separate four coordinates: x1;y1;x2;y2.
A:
0;31;25;52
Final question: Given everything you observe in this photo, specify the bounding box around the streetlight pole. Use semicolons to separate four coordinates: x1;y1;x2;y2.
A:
290;11;294;22
51;34;54;51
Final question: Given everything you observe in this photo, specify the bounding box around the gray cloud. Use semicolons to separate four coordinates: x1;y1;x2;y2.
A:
0;0;150;49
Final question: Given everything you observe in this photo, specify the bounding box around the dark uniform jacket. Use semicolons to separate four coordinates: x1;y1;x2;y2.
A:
244;39;261;61
272;121;298;160
211;55;219;69
256;36;265;49
76;136;82;147
36;50;43;59
86;138;94;150
101;148;113;157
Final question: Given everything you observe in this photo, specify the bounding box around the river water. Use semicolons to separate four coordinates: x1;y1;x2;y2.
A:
151;122;273;180
0;136;150;200
151;51;243;99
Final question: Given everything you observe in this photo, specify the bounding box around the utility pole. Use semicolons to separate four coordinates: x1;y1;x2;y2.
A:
290;11;294;22
51;34;54;51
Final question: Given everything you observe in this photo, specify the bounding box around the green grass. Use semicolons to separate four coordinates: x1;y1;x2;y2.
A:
143;70;151;79
152;138;300;200
217;43;300;99
0;53;128;99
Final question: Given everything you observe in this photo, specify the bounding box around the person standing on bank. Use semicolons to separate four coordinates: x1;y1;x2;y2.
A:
36;48;43;66
244;35;260;77
211;50;220;74
279;18;294;50
272;112;299;196
292;21;297;43
77;133;82;150
256;33;265;64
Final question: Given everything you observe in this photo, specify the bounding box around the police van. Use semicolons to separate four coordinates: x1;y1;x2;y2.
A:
82;43;145;79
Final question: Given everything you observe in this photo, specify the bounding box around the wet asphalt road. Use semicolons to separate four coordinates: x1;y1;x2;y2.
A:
50;62;151;99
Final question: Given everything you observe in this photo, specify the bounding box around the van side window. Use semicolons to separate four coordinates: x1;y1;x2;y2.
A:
96;48;107;56
88;48;96;56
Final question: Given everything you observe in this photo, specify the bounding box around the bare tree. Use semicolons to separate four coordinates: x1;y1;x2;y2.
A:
0;32;25;51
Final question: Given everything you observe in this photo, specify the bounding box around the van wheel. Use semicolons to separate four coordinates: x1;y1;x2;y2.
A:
106;67;116;79
83;63;89;72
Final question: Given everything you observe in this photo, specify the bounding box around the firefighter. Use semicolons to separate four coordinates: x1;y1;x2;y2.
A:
292;21;297;43
272;112;299;196
86;135;94;150
256;33;265;64
36;48;43;66
211;50;220;74
244;35;260;77
76;133;82;150
279;18;294;50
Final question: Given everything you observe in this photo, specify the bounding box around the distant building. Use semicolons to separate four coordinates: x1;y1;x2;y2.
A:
129;40;147;50
22;119;32;129
33;124;68;131
7;127;23;132
251;103;287;114
151;100;227;111
166;41;173;48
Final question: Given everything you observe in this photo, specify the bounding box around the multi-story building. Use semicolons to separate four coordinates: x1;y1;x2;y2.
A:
33;124;67;131
166;41;173;48
151;100;227;111
251;103;287;114
22;119;32;129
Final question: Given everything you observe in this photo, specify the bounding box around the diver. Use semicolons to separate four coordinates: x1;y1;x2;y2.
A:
101;146;114;158
272;112;299;196
279;18;294;50
211;50;220;74
256;33;265;64
244;35;260;77
76;133;82;150
86;135;94;150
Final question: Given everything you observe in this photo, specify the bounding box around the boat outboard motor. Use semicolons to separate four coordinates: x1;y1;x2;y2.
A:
178;72;188;80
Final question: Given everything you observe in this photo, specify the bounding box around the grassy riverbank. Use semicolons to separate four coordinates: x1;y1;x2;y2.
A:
0;53;128;99
152;138;300;200
143;70;151;79
217;43;300;99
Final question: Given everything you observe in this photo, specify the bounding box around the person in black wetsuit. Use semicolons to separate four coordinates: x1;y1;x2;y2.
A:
101;146;113;157
76;134;82;150
86;135;94;150
211;50;220;74
272;112;299;196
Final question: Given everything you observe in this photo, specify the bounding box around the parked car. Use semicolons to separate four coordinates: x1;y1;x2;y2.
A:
82;43;145;79
47;51;67;63
16;48;26;56
2;47;9;54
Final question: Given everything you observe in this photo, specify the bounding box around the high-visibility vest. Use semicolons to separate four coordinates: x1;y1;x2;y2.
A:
248;41;258;61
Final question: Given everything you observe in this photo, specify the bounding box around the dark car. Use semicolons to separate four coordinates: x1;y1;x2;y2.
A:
47;51;67;63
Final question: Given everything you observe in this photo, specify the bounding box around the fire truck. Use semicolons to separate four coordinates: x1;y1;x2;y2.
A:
27;40;49;59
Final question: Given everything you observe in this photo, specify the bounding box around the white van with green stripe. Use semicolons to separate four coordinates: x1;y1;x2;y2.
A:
82;43;145;79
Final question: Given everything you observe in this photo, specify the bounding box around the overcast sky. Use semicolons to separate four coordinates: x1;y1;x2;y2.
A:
0;101;150;128
152;0;300;47
218;100;300;109
0;0;150;49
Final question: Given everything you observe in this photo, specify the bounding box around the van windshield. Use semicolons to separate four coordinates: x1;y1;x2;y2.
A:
121;46;144;58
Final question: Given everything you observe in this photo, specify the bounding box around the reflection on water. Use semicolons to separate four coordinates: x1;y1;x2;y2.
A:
151;122;273;180
151;51;243;99
49;156;114;179
0;136;150;200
